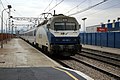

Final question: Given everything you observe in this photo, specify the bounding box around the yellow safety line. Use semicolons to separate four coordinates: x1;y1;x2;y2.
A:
53;67;79;80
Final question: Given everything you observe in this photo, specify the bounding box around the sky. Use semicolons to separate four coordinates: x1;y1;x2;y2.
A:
0;0;120;31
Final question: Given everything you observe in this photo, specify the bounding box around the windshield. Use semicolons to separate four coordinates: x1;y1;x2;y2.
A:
54;22;76;30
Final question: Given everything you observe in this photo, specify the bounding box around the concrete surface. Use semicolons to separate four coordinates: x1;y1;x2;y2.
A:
0;67;91;80
82;44;120;55
0;38;60;67
0;38;94;80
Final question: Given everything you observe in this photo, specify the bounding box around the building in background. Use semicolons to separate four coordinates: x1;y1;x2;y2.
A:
86;25;100;33
86;18;120;33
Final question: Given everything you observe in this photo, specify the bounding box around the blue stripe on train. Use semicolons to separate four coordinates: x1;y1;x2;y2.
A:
51;37;80;45
46;28;81;45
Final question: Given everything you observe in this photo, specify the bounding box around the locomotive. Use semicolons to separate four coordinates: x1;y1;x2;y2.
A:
21;14;82;56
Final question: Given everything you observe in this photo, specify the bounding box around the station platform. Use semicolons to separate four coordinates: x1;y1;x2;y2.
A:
82;44;120;55
0;38;93;80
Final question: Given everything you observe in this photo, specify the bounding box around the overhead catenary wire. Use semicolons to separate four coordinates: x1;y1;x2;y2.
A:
65;0;87;14
0;0;8;13
37;0;55;21
44;0;54;12
0;0;5;9
1;0;23;17
0;0;10;29
1;0;35;29
37;0;64;23
68;0;108;16
46;0;64;13
80;0;120;18
4;0;9;4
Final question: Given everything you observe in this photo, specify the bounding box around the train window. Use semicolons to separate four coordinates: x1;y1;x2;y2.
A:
54;22;65;30
66;23;76;30
54;22;76;30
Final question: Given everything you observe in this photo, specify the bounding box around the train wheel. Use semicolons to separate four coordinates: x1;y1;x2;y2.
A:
42;46;48;53
36;43;39;48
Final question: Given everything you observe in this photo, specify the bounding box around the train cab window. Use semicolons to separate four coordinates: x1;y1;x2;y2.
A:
54;22;65;30
54;22;76;30
66;23;76;30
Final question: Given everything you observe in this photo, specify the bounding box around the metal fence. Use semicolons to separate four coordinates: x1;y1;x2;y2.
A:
80;32;120;48
0;33;15;48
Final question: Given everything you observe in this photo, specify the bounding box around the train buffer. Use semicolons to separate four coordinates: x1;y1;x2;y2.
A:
0;38;93;80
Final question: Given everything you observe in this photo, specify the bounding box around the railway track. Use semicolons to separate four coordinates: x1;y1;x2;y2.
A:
53;49;120;80
27;40;120;80
82;48;120;61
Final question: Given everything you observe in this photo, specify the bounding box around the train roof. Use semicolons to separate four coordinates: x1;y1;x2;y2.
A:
47;14;77;23
51;14;75;20
37;14;78;27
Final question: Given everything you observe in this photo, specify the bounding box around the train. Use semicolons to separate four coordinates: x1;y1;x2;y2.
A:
20;14;82;56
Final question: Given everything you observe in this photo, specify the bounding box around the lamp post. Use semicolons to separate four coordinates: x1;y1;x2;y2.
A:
14;26;17;35
6;16;13;42
82;18;87;45
8;5;12;34
6;16;13;34
11;20;14;38
82;18;87;33
1;5;12;48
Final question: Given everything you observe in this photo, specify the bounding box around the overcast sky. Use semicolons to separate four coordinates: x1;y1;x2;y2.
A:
1;0;120;31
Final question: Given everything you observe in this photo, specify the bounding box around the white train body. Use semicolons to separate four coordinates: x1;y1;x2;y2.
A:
21;28;36;43
21;14;82;56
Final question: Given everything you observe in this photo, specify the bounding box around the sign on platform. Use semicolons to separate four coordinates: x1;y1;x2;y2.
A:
97;27;107;32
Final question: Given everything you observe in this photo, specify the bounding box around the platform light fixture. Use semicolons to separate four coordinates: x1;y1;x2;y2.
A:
1;5;12;48
82;18;87;33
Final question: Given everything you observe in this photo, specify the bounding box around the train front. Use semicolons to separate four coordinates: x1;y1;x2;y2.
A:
47;15;82;56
